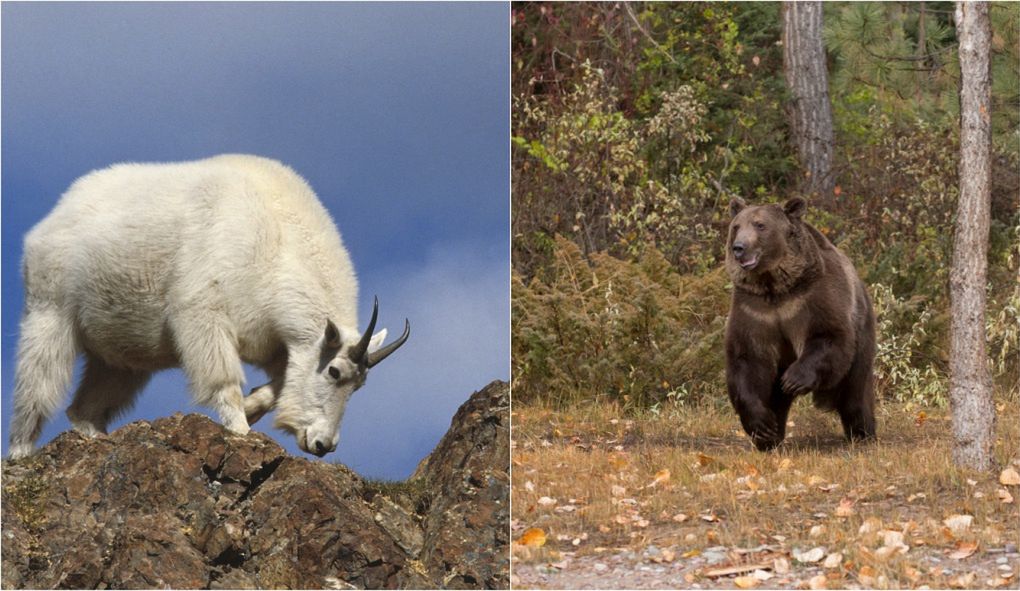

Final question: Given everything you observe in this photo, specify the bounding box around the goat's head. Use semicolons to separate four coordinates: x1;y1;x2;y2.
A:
274;297;409;456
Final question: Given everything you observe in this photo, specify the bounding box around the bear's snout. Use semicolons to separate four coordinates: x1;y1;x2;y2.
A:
732;240;760;270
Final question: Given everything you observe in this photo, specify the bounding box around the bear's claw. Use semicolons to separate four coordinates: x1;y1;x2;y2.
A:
781;363;817;396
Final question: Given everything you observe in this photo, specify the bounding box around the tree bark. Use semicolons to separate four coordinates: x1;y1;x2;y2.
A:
949;1;995;472
781;1;835;202
916;1;927;101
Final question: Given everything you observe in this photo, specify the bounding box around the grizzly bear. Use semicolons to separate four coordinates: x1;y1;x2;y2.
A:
724;197;876;451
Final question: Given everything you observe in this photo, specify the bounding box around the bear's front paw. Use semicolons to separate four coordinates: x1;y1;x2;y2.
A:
781;362;818;396
745;411;782;451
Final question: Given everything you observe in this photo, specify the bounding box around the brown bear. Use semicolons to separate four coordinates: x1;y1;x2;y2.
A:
724;197;876;451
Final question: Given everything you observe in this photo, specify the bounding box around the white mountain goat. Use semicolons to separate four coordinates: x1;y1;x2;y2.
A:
8;154;409;459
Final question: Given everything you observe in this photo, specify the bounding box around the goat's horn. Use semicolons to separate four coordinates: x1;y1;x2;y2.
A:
348;296;379;363
366;319;410;368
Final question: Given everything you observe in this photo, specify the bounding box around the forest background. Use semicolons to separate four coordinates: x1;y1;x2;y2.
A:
511;1;1018;413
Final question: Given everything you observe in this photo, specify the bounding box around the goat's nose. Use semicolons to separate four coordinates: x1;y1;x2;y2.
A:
732;242;745;257
314;440;328;455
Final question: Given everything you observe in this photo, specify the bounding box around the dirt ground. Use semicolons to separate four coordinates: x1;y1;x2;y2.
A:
511;398;1020;590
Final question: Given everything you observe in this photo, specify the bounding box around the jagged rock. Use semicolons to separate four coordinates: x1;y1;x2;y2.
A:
414;380;511;589
1;380;509;590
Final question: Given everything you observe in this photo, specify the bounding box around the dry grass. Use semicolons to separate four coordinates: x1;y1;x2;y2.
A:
511;396;1020;589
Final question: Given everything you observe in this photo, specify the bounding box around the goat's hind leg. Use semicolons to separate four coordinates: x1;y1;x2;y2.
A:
9;306;79;459
66;355;150;436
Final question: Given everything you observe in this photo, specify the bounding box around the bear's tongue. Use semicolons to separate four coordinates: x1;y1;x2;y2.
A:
740;254;759;270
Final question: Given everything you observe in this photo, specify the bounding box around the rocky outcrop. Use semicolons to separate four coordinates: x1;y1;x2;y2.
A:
1;380;509;590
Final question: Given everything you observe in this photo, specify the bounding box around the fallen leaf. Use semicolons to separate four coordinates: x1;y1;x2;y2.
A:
808;573;828;589
943;514;973;536
778;458;793;471
998;488;1014;503
752;569;773;581
874;546;903;561
881;530;908;550
537;496;557;507
734;576;759;589
681;549;702;558
793;547;826;564
859;517;883;535
858;565;877;586
608;454;629;470
806;475;826;487
700;513;719;522
696;452;717;467
645;469;671;488
518;528;546;547
835;498;855;518
773;556;790;574
915;411;927;426
948;541;978;560
672;513;689;523
823;552;843;569
524;480;535;492
949;571;976;588
704;563;772;578
1000;467;1020;486
610;485;627;497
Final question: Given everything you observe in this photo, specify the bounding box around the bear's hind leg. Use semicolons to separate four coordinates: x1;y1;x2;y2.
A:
834;355;876;442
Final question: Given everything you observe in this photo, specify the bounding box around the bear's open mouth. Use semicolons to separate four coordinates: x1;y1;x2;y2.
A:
739;254;759;270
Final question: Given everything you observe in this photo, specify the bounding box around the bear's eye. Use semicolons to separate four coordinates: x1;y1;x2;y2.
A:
753;221;766;231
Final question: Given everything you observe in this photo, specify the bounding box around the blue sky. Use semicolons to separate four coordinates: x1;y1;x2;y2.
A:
1;2;509;479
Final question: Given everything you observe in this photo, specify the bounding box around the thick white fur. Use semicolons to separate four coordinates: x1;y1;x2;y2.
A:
9;154;379;458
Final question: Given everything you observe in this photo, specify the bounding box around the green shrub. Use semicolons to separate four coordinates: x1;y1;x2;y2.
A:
512;236;729;409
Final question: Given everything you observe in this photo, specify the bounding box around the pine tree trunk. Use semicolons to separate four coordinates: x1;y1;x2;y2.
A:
781;1;835;202
916;1;927;101
950;1;995;472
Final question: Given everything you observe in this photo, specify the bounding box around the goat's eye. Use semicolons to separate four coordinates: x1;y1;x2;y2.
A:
328;366;341;380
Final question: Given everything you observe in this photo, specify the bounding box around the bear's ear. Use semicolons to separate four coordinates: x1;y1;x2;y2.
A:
783;197;806;220
729;197;747;217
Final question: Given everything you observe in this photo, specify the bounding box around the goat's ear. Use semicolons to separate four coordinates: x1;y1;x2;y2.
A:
367;329;388;354
783;197;806;220
729;197;747;217
324;319;343;350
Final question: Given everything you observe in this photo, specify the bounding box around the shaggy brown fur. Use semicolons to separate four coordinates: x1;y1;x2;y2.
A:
724;197;876;451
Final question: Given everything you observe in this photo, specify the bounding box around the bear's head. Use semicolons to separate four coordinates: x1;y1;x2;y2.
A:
726;196;806;273
726;197;809;283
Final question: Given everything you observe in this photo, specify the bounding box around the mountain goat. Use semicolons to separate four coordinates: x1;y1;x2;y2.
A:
8;154;409;459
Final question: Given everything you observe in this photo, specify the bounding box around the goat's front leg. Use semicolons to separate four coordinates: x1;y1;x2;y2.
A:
244;380;280;425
